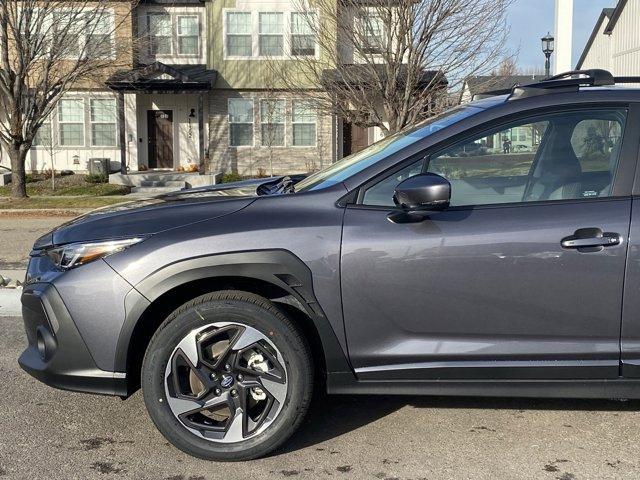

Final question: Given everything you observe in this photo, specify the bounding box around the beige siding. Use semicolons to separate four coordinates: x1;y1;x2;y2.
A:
580;20;612;72
610;0;640;76
581;0;640;77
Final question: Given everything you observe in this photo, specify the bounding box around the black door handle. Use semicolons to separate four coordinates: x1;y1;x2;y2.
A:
561;228;621;252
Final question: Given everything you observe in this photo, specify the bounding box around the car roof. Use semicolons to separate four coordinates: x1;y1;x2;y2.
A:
469;86;640;112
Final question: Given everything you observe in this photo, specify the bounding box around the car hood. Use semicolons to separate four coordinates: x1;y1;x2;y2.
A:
35;181;277;248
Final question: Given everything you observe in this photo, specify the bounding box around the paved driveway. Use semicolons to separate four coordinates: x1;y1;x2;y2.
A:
1;316;640;480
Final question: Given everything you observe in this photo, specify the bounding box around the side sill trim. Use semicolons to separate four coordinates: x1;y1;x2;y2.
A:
327;373;640;399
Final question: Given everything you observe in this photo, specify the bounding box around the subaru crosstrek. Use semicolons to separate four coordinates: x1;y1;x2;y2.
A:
19;70;640;460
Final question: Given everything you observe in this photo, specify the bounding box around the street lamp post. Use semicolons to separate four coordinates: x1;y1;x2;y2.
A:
541;33;555;77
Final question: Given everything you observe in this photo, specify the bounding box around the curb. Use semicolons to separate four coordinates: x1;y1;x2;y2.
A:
0;209;87;216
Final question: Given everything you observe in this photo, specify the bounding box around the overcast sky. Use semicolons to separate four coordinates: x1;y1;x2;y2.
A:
505;0;617;72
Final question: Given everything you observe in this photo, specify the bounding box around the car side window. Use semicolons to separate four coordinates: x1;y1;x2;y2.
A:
570;117;624;174
361;159;424;206
427;120;548;206
360;109;627;208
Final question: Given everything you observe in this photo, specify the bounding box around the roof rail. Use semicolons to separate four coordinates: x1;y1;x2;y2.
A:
507;69;615;100
614;76;640;84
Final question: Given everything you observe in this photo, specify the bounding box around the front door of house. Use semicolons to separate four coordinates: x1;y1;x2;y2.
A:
148;110;174;169
343;122;369;156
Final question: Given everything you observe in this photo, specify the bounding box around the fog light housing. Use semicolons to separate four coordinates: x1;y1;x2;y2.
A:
35;326;57;362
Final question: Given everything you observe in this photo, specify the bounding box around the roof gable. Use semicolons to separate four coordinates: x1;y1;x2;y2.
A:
106;62;217;92
576;7;615;69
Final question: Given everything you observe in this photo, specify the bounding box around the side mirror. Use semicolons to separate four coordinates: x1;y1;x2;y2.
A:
393;173;451;212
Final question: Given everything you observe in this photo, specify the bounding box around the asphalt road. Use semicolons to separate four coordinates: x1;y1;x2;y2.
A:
1;316;640;480
0;216;73;270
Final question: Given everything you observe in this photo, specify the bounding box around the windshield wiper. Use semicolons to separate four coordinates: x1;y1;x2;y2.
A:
257;176;296;196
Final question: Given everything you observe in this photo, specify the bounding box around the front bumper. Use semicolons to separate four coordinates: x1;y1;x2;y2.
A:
18;282;127;396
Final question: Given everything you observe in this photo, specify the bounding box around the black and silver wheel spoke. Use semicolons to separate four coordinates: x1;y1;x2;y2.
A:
164;321;288;443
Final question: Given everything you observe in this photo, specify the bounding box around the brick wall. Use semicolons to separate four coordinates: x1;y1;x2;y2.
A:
207;90;335;177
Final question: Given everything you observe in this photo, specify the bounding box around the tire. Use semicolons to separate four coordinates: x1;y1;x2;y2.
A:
141;290;313;461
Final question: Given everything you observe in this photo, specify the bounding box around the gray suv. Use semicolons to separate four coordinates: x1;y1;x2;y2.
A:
19;70;640;460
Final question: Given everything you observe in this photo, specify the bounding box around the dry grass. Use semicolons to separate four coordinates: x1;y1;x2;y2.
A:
0;173;130;197
0;196;130;210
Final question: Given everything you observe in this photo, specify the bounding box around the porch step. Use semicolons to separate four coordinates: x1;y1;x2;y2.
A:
139;180;187;187
110;172;220;189
131;185;185;194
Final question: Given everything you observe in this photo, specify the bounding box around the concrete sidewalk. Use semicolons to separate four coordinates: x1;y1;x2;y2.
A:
0;288;21;316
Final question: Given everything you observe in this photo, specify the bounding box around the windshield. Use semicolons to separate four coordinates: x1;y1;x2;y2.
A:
295;105;482;192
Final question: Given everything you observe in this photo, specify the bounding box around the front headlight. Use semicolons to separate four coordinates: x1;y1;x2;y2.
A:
45;237;145;270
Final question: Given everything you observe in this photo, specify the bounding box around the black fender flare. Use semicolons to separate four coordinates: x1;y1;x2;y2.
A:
114;249;354;377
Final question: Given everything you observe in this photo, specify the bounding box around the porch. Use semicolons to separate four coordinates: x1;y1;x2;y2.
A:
106;62;217;177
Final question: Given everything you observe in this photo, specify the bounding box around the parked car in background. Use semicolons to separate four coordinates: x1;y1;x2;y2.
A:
19;70;640;461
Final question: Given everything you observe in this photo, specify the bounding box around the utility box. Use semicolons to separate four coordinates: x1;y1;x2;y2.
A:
88;158;110;175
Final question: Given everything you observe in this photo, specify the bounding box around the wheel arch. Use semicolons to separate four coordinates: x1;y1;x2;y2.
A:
116;250;353;395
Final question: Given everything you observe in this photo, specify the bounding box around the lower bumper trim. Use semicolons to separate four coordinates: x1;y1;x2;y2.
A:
19;347;127;397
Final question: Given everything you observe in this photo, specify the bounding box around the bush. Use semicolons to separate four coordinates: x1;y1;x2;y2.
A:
221;172;243;183
84;173;108;184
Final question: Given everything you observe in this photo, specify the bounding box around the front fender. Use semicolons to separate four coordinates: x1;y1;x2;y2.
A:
114;249;353;377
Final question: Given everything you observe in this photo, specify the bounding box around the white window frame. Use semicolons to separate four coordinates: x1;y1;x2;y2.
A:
258;12;284;57
358;11;385;55
291;99;317;148
290;12;317;57
33;116;53;148
228;98;255;148
90;98;117;147
58;98;86;147
225;11;253;58
223;9;319;60
260;98;286;147
46;8;116;60
84;10;116;60
176;14;200;56
147;11;173;56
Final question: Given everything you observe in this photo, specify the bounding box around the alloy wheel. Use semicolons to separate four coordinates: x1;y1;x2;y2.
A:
164;320;288;443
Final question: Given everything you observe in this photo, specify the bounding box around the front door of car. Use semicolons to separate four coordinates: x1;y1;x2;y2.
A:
341;106;638;381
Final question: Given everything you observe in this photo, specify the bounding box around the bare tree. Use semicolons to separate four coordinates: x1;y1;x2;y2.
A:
269;0;513;137
0;0;136;198
493;57;519;76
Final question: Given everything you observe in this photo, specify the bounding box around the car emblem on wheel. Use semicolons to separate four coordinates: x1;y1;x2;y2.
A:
220;374;234;388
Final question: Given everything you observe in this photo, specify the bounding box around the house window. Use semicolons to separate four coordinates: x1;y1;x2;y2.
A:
20;8;52;58
259;13;284;56
148;12;172;55
291;12;315;56
360;13;384;54
261;99;285;147
177;15;199;55
90;99;117;146
227;12;252;57
292;100;316;146
85;12;113;58
58;99;85;146
33;117;52;147
229;98;254;147
53;10;82;57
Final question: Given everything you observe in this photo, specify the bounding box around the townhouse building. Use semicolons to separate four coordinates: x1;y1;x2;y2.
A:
4;0;424;181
